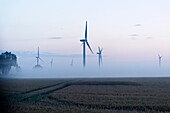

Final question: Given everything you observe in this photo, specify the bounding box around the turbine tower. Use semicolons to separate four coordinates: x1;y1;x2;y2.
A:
158;54;162;67
80;21;93;67
33;47;43;69
97;46;103;67
50;58;53;68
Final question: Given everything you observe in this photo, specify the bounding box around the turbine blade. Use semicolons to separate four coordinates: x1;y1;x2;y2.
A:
85;21;87;40
86;41;93;54
101;48;103;53
39;57;44;62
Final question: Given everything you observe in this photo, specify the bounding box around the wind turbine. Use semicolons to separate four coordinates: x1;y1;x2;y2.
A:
97;46;103;67
80;21;93;67
33;47;43;69
50;58;53;68
70;59;73;67
158;54;162;67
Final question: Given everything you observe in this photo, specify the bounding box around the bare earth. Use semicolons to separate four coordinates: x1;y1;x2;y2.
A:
0;77;170;113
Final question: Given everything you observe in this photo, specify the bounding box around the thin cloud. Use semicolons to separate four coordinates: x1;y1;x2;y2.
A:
130;34;138;36
146;37;153;39
135;24;142;27
48;37;63;39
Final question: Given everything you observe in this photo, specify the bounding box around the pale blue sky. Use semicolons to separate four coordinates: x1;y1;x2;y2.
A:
0;0;170;77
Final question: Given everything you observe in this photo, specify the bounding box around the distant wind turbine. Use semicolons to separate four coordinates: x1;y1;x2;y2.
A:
70;59;73;67
80;21;93;67
158;54;162;67
50;58;53;68
33;47;43;69
97;46;103;67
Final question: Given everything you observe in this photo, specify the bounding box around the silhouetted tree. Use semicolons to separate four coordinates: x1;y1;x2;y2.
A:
0;52;20;75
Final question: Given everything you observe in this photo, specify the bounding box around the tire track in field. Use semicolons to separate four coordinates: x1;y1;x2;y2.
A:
17;80;140;103
12;81;67;95
18;80;79;103
9;80;74;102
10;80;140;98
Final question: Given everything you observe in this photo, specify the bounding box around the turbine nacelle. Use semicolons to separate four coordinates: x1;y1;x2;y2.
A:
80;39;86;42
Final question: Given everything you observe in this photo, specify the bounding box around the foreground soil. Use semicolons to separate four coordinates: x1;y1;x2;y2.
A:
0;77;170;113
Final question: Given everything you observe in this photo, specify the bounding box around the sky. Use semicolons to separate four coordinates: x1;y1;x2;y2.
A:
0;0;170;78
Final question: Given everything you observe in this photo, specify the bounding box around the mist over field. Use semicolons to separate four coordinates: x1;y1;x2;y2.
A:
3;52;169;78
